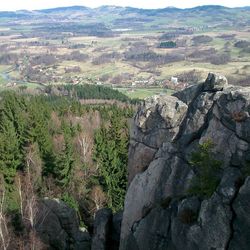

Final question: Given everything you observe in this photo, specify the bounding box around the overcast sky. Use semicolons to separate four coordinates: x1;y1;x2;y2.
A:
0;0;249;11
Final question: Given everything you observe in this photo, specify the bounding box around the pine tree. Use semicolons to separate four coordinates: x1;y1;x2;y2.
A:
0;117;21;185
94;111;128;212
54;123;75;187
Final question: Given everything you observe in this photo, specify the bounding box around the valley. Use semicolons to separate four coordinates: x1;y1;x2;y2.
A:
0;4;250;250
0;5;250;98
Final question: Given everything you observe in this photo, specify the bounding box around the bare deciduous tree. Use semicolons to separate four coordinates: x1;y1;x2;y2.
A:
0;180;10;250
90;186;107;211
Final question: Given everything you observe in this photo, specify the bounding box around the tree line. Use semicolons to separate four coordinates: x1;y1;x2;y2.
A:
46;84;140;104
0;91;134;248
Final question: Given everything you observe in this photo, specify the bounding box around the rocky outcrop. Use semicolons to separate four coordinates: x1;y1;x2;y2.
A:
35;199;91;250
120;73;250;250
91;209;123;250
35;199;122;250
229;177;250;250
128;95;188;183
91;208;112;250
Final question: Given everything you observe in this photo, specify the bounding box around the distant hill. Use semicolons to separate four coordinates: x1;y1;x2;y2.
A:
0;5;249;28
0;5;249;17
38;5;91;13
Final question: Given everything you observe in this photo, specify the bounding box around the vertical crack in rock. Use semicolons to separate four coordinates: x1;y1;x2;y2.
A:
226;192;238;249
120;73;250;250
225;177;245;249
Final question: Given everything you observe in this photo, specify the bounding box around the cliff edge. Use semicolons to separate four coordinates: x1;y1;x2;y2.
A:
120;73;250;250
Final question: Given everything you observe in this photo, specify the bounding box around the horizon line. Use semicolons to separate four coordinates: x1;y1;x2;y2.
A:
1;4;250;12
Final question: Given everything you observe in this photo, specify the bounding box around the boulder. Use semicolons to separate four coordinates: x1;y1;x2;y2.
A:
35;199;90;250
203;72;228;91
135;95;187;131
173;82;204;105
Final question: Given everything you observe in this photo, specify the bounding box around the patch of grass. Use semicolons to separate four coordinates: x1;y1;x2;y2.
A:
0;65;11;72
0;75;6;85
116;87;174;99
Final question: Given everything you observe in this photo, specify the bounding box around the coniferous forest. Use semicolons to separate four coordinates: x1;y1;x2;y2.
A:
0;86;135;246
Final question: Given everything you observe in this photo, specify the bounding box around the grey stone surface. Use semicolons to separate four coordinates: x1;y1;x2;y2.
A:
203;72;228;91
110;211;123;250
91;208;112;250
229;177;250;250
120;73;250;250
36;199;90;250
173;82;204;105
128;94;187;183
134;95;188;131
127;140;157;183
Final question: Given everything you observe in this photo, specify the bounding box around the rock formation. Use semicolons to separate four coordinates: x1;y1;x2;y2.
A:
35;199;91;250
33;200;122;250
91;208;123;250
33;73;250;250
120;73;250;250
92;208;112;250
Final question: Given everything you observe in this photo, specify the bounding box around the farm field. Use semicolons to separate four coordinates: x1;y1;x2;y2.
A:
114;87;175;99
0;6;250;98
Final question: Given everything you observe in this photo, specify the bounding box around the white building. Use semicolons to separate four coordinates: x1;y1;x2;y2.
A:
171;77;178;84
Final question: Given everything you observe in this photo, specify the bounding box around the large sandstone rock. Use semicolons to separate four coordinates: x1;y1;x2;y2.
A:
91;209;123;250
35;199;90;250
91;208;112;250
110;211;123;250
128;94;187;183
173;81;204;105
229;177;250;250
134;95;188;131
120;73;250;250
203;72;228;91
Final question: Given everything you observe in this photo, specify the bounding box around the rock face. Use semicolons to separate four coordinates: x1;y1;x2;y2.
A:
91;209;123;250
91;208;112;250
120;73;250;250
128;95;188;183
35;199;91;250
